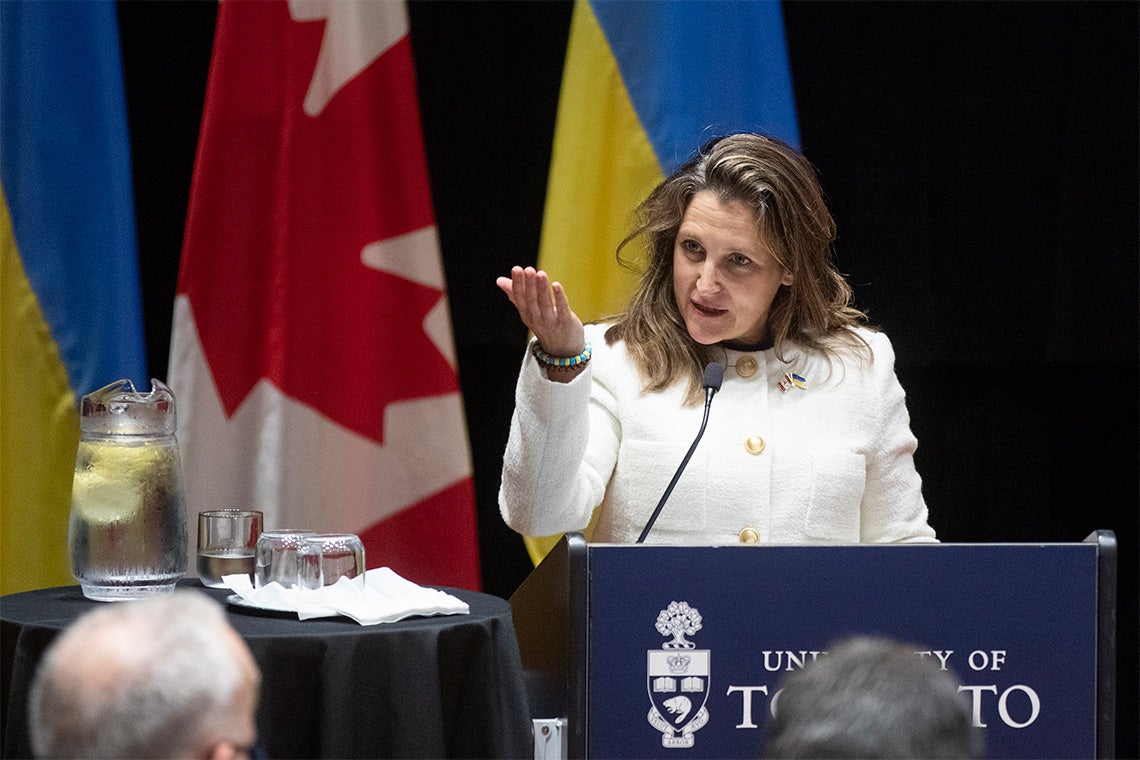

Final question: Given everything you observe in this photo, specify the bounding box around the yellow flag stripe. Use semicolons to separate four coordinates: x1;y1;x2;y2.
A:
1;192;78;594
527;0;667;564
537;0;665;323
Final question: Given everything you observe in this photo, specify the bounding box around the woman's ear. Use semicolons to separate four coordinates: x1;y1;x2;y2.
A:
781;269;794;287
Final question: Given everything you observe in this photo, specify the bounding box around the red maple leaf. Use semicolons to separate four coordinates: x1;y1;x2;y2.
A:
178;1;456;444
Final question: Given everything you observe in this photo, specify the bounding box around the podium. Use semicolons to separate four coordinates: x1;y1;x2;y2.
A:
510;531;1116;759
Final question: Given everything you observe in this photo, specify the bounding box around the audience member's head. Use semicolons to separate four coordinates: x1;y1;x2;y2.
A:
28;590;261;759
764;635;981;759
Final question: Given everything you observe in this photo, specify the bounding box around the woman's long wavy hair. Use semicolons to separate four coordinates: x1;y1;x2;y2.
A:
605;133;871;404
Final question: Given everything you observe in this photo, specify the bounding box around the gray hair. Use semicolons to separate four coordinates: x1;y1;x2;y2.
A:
764;636;982;759
28;591;247;759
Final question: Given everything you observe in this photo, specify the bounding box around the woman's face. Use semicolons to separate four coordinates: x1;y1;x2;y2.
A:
672;190;793;346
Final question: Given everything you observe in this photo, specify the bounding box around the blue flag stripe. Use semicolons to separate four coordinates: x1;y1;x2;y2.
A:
0;0;147;398
590;0;800;173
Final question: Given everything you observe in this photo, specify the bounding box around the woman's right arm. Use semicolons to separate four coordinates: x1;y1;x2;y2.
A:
497;326;621;538
496;269;619;536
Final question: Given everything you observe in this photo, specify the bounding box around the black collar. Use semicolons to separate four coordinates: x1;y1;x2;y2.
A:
718;338;773;352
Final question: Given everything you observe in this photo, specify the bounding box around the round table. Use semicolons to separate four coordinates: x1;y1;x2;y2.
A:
1;582;533;759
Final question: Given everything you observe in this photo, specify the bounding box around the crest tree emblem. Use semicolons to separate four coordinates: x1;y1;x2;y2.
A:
656;601;702;649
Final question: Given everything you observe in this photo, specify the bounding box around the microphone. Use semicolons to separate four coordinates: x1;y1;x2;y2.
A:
636;361;724;543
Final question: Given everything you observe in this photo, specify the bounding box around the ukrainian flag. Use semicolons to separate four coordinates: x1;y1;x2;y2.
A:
1;1;147;594
530;0;800;563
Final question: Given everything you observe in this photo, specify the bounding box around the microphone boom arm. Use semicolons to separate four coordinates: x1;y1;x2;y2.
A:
636;381;718;544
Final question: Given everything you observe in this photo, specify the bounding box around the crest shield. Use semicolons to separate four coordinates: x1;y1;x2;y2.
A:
647;650;710;747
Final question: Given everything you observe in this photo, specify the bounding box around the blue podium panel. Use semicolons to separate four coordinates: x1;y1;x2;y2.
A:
585;543;1098;759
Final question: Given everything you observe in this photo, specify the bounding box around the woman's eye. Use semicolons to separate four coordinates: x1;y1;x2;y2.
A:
681;239;702;256
729;254;753;267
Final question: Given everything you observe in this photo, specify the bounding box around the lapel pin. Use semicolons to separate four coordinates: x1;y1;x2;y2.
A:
778;372;807;393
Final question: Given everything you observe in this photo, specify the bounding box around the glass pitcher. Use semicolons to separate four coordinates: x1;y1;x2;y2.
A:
68;379;188;601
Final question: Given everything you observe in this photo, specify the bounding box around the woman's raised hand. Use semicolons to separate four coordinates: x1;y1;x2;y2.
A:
496;266;585;357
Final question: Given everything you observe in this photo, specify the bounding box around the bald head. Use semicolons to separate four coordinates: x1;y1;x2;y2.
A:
28;591;260;759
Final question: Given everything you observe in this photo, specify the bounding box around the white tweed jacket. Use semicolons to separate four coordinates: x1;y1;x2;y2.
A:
499;323;937;545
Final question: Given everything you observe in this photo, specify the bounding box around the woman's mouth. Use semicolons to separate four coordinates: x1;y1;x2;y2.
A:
692;301;727;317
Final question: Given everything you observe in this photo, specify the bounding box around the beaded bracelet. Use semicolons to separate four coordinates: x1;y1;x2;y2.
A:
532;340;592;369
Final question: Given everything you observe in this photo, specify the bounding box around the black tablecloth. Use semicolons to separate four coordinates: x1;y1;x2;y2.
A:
0;582;533;759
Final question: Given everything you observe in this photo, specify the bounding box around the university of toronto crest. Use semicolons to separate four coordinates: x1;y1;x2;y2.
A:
647;601;710;748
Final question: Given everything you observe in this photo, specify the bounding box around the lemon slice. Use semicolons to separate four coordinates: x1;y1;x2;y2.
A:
71;469;143;525
71;442;170;524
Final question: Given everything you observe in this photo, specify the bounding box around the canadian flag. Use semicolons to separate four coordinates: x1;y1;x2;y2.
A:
169;0;480;589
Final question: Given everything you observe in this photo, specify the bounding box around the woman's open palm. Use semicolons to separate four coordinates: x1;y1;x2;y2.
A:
496;266;585;357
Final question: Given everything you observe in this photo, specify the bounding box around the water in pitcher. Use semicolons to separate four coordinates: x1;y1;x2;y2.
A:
69;379;188;601
70;439;187;598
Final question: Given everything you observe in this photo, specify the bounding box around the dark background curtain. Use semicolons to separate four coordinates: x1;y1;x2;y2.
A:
115;1;1137;752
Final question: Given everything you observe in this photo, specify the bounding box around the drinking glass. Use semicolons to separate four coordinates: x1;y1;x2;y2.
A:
255;529;315;589
297;534;366;590
197;510;262;588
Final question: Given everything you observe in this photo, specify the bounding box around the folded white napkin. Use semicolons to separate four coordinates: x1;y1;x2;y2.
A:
222;567;470;625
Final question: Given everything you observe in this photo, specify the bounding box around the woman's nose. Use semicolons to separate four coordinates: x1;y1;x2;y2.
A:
695;261;720;293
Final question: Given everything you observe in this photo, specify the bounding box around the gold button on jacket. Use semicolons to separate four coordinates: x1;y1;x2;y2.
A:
735;356;758;378
745;435;766;455
739;527;760;544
